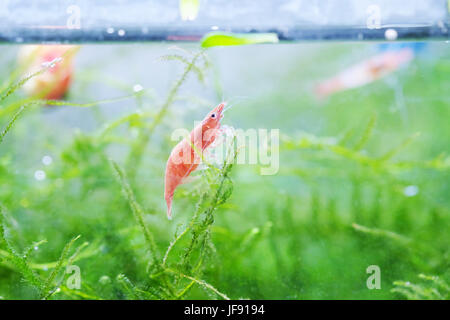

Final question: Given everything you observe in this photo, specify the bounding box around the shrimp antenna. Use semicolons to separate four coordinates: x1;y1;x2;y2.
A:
222;95;250;113
222;102;234;113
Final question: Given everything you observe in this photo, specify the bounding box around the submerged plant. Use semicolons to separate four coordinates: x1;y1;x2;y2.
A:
0;42;448;300
110;135;237;300
0;206;88;299
392;274;449;300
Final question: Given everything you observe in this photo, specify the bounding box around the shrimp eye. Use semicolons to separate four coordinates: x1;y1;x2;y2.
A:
211;113;216;119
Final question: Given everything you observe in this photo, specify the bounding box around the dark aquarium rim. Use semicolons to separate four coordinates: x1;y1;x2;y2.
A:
0;24;449;44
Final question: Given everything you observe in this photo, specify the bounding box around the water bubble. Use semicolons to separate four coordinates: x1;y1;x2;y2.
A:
34;170;46;181
106;27;114;34
384;28;398;41
34;246;38;250
118;29;126;37
141;27;149;34
133;84;143;93
211;25;219;30
42;155;53;166
403;185;419;197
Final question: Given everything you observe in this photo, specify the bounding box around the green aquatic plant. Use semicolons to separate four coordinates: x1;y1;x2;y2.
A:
0;60;56;143
201;32;279;48
0;43;448;300
0;66;50;104
0;106;25;144
110;138;237;300
0;208;44;294
110;160;159;266
352;223;412;245
0;207;87;299
392;274;449;300
125;49;208;180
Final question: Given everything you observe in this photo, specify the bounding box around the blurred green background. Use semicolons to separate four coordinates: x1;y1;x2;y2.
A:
0;42;449;299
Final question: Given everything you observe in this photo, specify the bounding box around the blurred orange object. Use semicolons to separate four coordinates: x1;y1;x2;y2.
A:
315;48;414;98
17;45;79;100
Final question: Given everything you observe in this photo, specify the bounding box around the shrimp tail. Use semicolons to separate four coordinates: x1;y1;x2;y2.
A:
165;194;173;220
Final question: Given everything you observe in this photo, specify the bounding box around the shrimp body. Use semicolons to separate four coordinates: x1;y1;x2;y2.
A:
315;48;414;98
164;103;225;219
17;45;78;100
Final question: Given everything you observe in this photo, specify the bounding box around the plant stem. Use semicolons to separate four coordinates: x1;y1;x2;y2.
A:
125;50;205;181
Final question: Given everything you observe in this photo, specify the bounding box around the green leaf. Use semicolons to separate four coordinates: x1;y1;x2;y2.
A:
201;32;279;48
